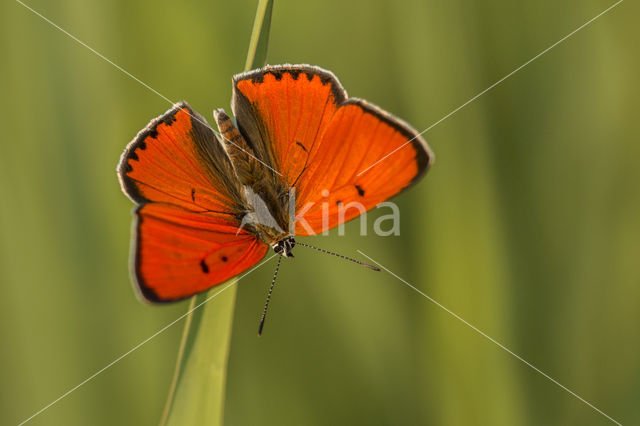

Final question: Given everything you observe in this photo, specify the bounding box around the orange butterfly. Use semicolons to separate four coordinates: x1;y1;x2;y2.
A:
118;64;433;332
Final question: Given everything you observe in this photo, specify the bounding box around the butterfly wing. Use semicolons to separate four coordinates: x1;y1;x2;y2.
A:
232;65;347;187
119;102;267;302
134;203;268;302
292;98;433;234
118;102;243;214
232;65;433;235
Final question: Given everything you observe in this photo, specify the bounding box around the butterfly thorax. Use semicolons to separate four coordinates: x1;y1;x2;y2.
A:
214;109;292;251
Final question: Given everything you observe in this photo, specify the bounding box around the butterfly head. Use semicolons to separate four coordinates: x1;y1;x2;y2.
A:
272;236;295;258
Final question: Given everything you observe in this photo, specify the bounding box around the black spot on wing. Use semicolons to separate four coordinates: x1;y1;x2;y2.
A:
191;188;196;202
355;185;365;196
221;256;228;262
200;259;210;274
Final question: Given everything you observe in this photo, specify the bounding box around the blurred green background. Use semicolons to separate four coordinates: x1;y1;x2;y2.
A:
1;0;638;425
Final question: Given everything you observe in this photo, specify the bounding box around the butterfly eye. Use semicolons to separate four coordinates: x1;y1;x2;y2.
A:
285;237;296;250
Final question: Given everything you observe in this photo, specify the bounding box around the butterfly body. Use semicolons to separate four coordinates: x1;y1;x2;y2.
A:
213;108;292;250
118;64;433;302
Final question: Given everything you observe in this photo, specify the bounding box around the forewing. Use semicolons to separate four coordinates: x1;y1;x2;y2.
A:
293;99;433;235
232;65;433;236
118;102;243;214
232;65;347;185
134;203;268;302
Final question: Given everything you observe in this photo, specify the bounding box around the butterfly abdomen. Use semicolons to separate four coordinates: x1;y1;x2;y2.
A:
213;108;263;183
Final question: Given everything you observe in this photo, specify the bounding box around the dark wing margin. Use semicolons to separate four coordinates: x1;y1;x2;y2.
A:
343;98;434;189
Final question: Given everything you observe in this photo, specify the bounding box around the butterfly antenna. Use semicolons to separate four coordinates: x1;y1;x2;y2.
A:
258;255;282;336
295;242;381;271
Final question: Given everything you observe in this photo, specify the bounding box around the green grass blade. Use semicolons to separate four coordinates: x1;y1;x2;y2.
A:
158;297;196;426
159;2;275;425
244;0;274;71
164;283;238;426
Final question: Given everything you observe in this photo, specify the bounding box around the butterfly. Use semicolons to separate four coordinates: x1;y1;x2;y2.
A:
118;64;433;332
